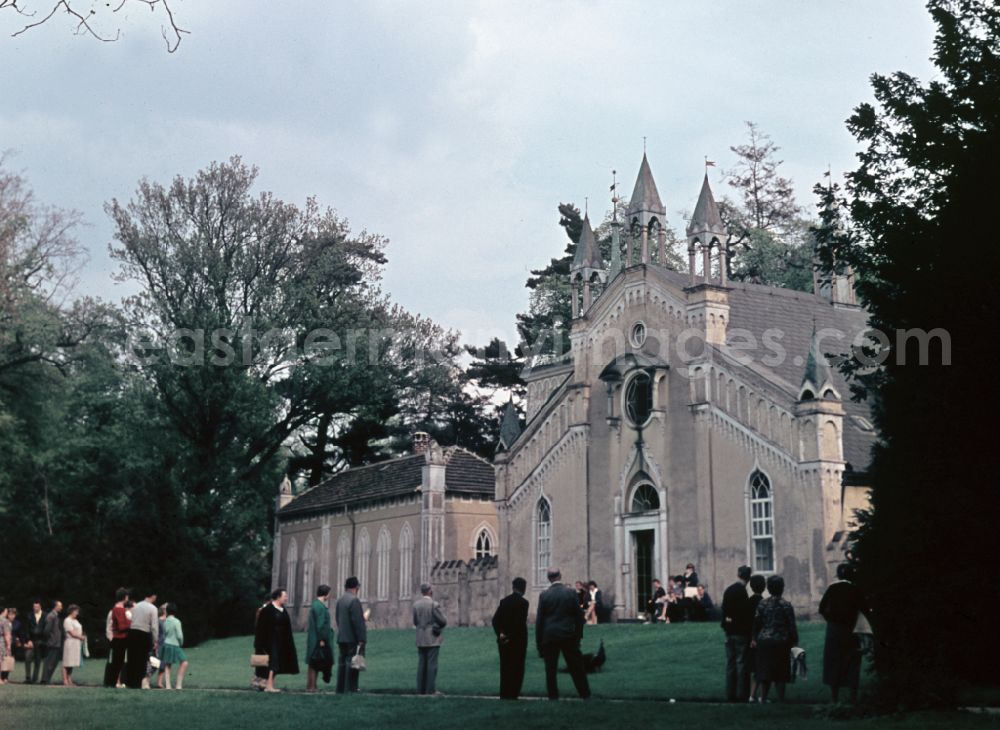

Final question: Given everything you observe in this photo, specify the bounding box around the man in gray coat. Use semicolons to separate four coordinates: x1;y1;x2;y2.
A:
536;568;590;700
412;583;448;695
39;600;62;685
335;576;367;694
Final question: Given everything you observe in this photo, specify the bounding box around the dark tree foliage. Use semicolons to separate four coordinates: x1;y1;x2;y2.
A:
815;0;1000;705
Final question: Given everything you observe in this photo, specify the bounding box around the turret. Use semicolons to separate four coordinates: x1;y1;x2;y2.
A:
626;153;667;266
570;214;606;317
686;174;728;287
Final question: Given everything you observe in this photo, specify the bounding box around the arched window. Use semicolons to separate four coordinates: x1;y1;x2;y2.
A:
623;370;654;427
337;531;351;595
631;483;660;512
285;537;298;607
301;536;316;605
399;522;414;599
356;528;370;600
474;526;494;559
536;498;552;585
749;471;775;572
376;526;391;601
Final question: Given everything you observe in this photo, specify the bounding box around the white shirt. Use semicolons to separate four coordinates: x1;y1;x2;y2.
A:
130;600;158;635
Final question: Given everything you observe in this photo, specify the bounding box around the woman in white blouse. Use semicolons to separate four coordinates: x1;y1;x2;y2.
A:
62;605;85;687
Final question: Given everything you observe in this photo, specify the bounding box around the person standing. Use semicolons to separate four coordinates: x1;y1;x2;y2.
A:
155;604;168;689
747;574;767;702
125;591;158;689
492;577;529;700
160;603;188;690
105;588;130;688
25;600;45;684
413;583;447;695
335;577;367;694
0;608;12;684
305;584;334;691
254;588;299;693
752;575;798;703
720;565;753;702
536;567;590;701
61;605;85;687
39;600;63;685
819;564;868;703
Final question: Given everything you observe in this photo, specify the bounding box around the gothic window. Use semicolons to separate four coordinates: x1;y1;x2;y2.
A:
474;526;494;559
750;470;775;572
285;537;298;607
301;537;316;605
631;483;660;512
357;528;370;601
630;321;647;348
399;522;414;599
376;526;391;601
536;498;552;585
337;531;351;593
623;370;653;427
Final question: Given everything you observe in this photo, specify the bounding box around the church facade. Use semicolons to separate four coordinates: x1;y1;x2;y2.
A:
495;155;874;618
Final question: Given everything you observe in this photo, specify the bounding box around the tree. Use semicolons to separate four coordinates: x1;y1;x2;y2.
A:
816;0;1000;706
721;122;813;290
1;0;187;52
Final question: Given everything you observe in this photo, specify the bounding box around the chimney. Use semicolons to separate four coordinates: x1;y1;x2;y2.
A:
413;431;431;455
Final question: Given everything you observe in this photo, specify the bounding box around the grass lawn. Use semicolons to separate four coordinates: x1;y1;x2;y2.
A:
1;622;996;728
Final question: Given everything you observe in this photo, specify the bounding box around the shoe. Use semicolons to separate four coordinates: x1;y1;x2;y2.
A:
264;687;281;693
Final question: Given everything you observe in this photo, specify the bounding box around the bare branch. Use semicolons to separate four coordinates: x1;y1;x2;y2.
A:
4;0;186;50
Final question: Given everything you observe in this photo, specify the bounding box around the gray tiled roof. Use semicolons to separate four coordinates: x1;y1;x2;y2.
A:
657;267;876;472
277;447;495;520
571;214;604;271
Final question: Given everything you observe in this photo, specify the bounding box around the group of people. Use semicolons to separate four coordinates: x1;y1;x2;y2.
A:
0;589;189;691
251;570;591;702
573;580;609;625
645;564;716;623
720;563;869;704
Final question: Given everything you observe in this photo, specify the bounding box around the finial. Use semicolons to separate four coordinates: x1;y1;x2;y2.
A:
610;169;619;220
584;196;589;217
643;136;647;153
705;156;716;172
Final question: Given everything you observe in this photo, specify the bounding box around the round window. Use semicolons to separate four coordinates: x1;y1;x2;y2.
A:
629;321;647;348
623;370;653;427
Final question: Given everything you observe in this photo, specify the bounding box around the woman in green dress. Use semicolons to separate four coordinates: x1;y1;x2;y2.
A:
305;584;334;691
160;603;188;690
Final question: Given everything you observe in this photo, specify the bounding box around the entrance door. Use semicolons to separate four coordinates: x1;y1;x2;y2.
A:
633;529;655;615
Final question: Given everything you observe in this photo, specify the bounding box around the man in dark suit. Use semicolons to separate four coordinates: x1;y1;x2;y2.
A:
720;565;753;702
25;599;45;684
39;600;63;685
334;576;367;694
536;567;590;700
492;577;529;699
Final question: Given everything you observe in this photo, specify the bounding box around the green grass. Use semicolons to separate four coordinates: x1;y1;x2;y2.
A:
1;623;996;729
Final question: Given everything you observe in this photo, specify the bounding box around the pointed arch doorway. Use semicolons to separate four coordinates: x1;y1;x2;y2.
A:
620;480;668;619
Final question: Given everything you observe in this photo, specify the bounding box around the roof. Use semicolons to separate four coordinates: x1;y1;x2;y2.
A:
656;267;876;471
801;324;836;396
571;214;604;272
498;399;522;451
277;447;495;520
627;153;665;215
687;174;725;235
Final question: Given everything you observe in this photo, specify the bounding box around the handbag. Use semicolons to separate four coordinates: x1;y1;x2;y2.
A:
250;654;270;668
853;611;874;655
350;647;367;672
0;656;14;673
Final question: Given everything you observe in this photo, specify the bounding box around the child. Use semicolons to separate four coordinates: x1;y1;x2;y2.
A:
159;603;189;690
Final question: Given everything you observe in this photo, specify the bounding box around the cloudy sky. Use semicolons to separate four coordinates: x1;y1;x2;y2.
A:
1;1;936;345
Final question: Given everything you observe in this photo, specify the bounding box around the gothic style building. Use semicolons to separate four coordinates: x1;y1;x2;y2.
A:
495;155;873;618
271;434;497;629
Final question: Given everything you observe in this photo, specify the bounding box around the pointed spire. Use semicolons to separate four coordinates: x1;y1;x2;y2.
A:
498;397;522;451
571;214;603;272
628;153;665;217
687;173;725;235
800;324;839;400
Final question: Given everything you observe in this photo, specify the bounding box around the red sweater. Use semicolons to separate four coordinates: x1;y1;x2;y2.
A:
111;605;131;640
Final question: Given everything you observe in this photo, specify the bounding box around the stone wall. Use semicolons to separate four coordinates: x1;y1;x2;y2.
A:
429;555;501;627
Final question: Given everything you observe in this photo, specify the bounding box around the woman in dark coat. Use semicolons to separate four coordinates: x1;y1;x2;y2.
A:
819;564;867;703
752;575;798;703
254;588;299;693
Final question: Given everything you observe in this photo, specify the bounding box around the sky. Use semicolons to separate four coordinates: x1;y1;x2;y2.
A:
0;1;937;347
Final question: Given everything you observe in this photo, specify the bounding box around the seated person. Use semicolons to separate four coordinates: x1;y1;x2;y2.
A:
646;579;667;622
690;585;714;621
666;576;687;623
683;564;699;588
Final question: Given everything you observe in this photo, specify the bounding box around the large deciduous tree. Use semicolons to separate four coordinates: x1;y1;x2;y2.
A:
816;0;1000;705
